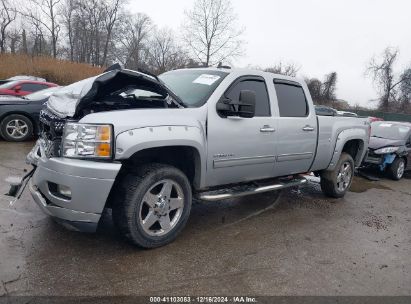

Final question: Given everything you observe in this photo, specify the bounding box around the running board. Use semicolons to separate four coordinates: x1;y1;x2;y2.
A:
196;176;308;201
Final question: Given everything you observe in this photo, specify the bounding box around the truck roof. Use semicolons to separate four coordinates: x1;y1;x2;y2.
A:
173;67;303;84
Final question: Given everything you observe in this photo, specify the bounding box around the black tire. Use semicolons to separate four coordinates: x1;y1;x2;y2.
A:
320;152;354;198
0;114;33;142
112;163;192;248
387;157;405;180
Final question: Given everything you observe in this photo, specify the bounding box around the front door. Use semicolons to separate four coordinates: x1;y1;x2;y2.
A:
273;79;317;176
206;76;277;187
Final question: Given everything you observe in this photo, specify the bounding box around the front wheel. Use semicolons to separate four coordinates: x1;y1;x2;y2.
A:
387;157;405;180
0;114;33;142
320;152;354;198
112;164;192;248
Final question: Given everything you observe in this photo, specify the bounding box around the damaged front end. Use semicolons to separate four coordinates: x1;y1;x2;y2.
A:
39;68;182;158
8;68;180;201
363;149;398;172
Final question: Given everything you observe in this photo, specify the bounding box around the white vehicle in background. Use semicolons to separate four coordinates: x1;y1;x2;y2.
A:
8;75;47;82
337;110;358;117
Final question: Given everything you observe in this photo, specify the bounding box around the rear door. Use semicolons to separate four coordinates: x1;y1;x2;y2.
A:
206;76;277;187
273;79;317;176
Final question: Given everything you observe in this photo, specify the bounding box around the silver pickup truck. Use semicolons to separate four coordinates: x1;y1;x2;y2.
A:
21;67;369;248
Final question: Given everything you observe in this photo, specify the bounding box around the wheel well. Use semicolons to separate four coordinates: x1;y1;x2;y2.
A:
342;139;364;164
119;146;201;189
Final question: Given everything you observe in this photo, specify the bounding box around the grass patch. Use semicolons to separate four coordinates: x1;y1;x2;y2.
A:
0;54;104;85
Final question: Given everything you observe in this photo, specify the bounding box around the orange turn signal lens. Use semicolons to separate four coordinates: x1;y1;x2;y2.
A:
96;143;111;157
97;125;111;141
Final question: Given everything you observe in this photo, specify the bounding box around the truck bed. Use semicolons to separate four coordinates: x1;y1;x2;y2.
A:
310;115;369;171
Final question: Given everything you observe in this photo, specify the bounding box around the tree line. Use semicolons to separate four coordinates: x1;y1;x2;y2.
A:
0;0;245;74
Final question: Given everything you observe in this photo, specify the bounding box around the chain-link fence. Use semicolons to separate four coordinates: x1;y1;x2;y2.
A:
351;110;411;122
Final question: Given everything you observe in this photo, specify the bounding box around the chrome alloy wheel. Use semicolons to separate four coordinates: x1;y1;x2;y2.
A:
336;161;352;192
397;160;405;179
6;119;28;139
139;179;184;236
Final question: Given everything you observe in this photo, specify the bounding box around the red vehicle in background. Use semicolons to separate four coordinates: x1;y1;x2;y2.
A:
369;116;384;123
0;80;58;97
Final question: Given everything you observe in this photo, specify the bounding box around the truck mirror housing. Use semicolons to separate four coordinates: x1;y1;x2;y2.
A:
216;90;256;118
238;90;256;118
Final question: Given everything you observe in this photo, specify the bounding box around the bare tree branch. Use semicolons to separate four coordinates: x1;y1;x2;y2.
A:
182;0;245;66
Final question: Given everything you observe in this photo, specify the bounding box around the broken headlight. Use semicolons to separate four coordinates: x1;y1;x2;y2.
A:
62;123;113;159
374;146;399;154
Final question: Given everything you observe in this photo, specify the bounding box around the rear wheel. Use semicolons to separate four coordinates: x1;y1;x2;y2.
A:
0;114;33;142
320;152;354;198
112;163;192;248
387;157;405;180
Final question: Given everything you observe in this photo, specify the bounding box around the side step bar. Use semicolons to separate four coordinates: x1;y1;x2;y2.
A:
196;176;308;202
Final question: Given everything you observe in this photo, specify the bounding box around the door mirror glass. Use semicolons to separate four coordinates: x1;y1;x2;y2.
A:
238;90;256;118
216;90;256;118
14;85;21;92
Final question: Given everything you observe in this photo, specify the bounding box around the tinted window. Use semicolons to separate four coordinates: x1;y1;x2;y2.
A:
226;79;270;117
275;82;308;117
20;83;48;92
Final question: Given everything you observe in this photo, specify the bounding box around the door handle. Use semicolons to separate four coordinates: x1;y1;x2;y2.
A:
260;125;275;133
302;125;315;132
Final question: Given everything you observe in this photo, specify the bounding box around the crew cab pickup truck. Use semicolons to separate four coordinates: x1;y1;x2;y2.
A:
20;67;369;248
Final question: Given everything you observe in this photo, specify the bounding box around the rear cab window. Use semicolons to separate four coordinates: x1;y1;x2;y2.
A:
274;79;308;117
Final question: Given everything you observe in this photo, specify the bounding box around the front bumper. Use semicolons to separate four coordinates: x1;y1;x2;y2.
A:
364;154;383;165
28;140;121;232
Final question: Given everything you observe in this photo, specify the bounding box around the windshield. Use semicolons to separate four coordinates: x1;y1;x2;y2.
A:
371;122;411;140
159;69;228;107
26;86;62;100
0;81;19;89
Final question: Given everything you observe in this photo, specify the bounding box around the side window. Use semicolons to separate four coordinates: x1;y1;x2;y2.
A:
226;79;270;117
274;81;308;117
20;83;48;92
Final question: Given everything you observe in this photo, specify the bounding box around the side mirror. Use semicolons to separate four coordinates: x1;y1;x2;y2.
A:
238;90;256;118
14;85;21;92
216;90;256;118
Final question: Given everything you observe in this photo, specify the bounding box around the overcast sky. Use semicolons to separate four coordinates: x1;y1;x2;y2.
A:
128;0;411;107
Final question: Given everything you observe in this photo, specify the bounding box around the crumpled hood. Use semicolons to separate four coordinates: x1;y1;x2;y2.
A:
369;137;406;150
47;69;167;118
0;95;30;105
47;76;98;118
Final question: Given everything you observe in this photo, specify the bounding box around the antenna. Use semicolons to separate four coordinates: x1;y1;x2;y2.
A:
217;62;231;69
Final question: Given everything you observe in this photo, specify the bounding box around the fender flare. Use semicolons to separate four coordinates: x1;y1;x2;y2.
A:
326;128;368;171
115;125;207;188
